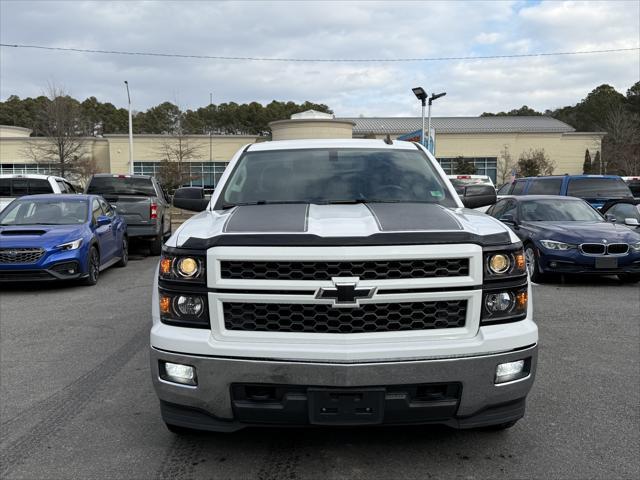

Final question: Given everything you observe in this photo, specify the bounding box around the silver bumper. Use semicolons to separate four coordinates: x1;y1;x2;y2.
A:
151;344;537;425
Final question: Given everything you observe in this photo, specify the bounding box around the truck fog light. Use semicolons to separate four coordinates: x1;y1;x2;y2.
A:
485;292;513;312
175;295;204;317
161;361;197;386
495;360;526;384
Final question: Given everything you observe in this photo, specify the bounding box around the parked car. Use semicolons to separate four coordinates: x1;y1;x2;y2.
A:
85;174;171;255
0;174;77;212
486;195;640;283
621;176;640;198
151;138;538;434
447;175;495;195
0;194;128;285
497;175;633;209
600;199;640;230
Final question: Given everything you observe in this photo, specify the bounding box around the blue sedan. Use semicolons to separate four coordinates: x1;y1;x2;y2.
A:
0;194;128;285
487;195;640;283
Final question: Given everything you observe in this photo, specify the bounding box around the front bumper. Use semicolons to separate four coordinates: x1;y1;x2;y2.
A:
150;344;538;431
538;249;640;275
0;250;86;282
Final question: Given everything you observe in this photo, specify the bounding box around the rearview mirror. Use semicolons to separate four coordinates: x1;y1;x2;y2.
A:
461;185;497;209
500;214;517;225
624;217;640;226
173;187;209;212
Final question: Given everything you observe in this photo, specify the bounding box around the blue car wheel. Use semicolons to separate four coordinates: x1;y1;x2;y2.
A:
82;247;100;286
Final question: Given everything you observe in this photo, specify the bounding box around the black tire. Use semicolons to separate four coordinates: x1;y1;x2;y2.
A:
524;244;545;283
481;419;519;431
165;422;198;435
115;237;129;267
618;273;640;283
82;247;100;286
149;228;163;256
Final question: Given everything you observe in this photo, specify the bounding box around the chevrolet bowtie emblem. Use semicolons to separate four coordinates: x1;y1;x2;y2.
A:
316;277;376;308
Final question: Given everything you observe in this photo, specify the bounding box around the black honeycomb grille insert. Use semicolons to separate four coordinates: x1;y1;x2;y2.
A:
223;300;467;334
0;248;45;264
220;259;469;281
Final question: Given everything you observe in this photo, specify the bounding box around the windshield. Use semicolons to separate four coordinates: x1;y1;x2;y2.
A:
520;199;603;222
86;177;156;196
218;148;456;208
0;199;89;225
566;178;632;198
448;177;493;195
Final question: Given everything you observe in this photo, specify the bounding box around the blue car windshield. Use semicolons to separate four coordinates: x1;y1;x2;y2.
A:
520;200;603;222
0;199;89;225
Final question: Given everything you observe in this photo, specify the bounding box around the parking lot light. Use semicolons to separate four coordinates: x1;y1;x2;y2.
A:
412;87;428;146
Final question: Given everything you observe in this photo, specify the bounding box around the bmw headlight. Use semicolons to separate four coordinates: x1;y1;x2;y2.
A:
540;240;576;251
630;242;640;252
56;239;83;251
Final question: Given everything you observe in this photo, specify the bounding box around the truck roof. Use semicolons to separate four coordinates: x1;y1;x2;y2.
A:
246;139;419;152
0;173;66;181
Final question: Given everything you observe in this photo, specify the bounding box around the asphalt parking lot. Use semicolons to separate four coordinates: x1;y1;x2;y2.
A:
1;248;638;480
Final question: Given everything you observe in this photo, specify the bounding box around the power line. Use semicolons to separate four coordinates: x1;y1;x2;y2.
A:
1;43;638;63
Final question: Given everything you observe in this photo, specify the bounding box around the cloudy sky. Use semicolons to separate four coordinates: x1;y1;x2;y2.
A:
1;0;638;117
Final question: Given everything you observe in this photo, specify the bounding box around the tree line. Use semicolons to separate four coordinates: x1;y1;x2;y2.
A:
0;95;333;137
482;82;640;177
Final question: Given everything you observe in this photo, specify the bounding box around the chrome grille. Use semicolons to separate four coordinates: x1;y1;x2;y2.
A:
220;259;469;281
0;248;45;264
223;300;467;334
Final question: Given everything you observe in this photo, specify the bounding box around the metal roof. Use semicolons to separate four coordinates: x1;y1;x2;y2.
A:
339;116;575;135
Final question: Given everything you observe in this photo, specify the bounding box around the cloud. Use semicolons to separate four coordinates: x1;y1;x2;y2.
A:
0;0;638;118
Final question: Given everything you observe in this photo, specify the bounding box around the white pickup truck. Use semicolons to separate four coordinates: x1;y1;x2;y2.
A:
151;139;537;433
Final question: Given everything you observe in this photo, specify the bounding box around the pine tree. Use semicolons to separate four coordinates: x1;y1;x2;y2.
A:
582;149;592;174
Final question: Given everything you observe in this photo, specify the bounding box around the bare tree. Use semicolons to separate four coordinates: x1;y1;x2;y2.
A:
602;105;640;175
156;128;203;192
23;85;92;181
496;145;517;184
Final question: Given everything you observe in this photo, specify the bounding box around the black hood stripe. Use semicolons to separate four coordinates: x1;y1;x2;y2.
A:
367;203;462;231
223;204;309;233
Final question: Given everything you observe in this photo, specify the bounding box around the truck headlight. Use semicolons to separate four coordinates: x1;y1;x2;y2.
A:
540;240;576;251
159;254;205;282
481;285;528;324
56;239;83;251
484;247;526;278
159;290;209;328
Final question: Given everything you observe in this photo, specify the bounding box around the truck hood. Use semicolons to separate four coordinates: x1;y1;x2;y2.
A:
169;203;516;248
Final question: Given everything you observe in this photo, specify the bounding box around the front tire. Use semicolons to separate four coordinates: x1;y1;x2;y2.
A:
115;237;128;267
82;247;100;286
618;273;640;283
525;245;545;283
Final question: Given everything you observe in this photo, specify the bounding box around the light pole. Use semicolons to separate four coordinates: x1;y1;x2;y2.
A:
124;81;134;175
427;92;446;153
412;87;427;146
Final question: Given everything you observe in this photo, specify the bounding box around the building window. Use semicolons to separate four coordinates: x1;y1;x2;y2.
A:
0;163;56;175
436;157;497;183
133;161;229;189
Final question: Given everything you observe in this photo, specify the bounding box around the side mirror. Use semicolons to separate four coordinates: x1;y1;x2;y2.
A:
604;213;616;222
500;214;517;225
461;185;497;209
173;187;209;212
624;217;640;226
96;215;112;227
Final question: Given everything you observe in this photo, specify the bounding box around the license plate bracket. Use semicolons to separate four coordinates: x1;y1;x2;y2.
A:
308;388;385;425
595;257;618;269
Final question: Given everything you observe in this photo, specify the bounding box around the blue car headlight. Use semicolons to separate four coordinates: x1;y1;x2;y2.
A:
539;240;576;251
630;242;640;252
56;239;83;251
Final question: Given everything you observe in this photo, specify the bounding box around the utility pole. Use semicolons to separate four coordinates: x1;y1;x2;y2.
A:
124;81;134;175
411;87;427;147
209;92;213;163
427;92;446;153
